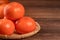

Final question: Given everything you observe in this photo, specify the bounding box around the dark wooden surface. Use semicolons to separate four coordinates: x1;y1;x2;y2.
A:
35;18;60;33
25;7;60;18
21;33;60;40
10;0;60;7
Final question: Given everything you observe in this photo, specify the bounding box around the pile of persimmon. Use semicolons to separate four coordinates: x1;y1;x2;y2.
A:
0;2;36;35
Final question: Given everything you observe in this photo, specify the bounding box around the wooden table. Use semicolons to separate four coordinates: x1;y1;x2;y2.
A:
21;33;60;40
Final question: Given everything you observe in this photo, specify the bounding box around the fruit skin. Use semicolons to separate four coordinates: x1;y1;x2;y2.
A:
0;0;8;5
0;4;6;19
0;18;15;35
15;17;36;34
5;2;25;21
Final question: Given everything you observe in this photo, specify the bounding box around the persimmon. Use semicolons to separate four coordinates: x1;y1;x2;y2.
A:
0;18;15;35
5;2;25;20
15;17;36;34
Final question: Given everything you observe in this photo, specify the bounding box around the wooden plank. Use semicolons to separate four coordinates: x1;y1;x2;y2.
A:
35;18;60;33
9;0;60;7
25;7;60;18
2;33;60;40
21;33;60;40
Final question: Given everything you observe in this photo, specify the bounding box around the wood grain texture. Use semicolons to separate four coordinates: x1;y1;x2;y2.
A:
34;18;60;33
25;7;60;18
21;33;60;40
9;0;60;7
